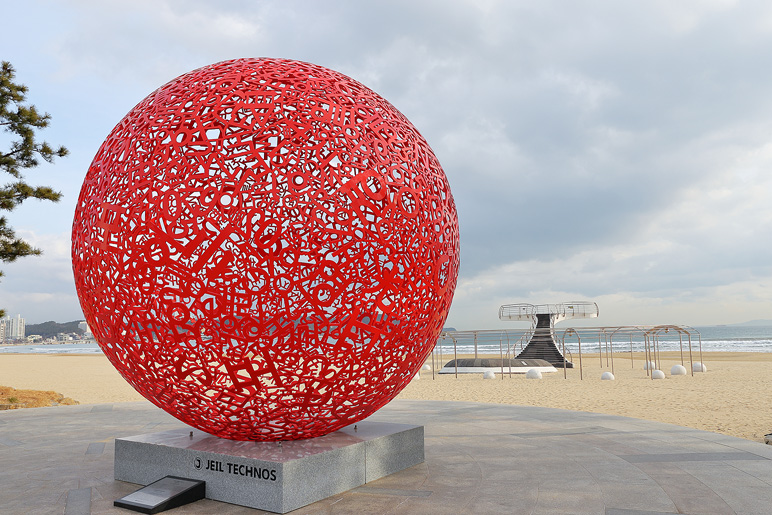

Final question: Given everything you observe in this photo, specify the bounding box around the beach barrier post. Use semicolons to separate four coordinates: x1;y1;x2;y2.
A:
656;334;662;371
698;333;704;374
599;334;603;367
439;335;444;370
432;345;437;381
505;333;513;378
561;330;568;379
650;334;656;379
563;329;582;380
649;334;653;379
608;331;615;375
499;335;505;380
453;335;458;379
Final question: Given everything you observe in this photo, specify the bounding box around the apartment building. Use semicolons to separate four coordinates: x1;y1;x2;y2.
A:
0;314;25;341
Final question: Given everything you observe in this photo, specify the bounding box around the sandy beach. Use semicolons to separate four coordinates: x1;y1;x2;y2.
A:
0;354;146;404
1;351;771;443
400;351;772;443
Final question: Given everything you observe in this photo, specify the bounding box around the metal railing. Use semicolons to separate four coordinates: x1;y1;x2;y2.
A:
430;325;703;380
498;301;599;323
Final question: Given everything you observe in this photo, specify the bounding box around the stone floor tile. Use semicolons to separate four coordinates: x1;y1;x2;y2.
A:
3;399;772;514
595;481;676;513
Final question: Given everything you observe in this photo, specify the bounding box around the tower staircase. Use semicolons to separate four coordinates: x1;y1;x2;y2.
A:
498;302;599;368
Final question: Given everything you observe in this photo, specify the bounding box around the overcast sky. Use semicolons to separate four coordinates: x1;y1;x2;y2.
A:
1;0;771;328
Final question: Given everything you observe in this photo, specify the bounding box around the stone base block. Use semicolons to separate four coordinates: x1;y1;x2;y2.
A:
114;421;424;513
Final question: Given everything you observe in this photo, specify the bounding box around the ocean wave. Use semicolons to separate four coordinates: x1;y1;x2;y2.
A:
3;334;771;356
434;339;772;355
0;344;103;354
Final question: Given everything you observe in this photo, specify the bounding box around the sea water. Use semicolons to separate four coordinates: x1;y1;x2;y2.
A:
1;326;771;355
434;325;772;356
0;342;102;354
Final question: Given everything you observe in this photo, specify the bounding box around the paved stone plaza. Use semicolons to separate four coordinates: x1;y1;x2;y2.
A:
2;399;772;514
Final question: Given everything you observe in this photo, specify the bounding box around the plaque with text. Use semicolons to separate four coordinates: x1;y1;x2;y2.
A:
114;476;205;514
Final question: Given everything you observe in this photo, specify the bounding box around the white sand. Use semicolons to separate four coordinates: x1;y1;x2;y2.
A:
400;351;772;442
1;351;770;442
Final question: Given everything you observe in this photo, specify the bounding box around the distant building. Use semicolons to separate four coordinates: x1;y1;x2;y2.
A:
78;321;92;335
0;314;25;341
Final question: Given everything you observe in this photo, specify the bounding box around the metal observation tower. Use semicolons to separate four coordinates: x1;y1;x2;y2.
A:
498;302;599;368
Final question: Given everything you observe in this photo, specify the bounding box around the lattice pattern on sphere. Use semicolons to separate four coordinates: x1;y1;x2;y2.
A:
71;58;460;441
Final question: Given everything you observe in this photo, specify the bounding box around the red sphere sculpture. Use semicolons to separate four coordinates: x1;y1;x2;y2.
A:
72;58;459;441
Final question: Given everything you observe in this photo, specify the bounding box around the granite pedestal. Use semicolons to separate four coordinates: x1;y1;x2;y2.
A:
114;421;424;513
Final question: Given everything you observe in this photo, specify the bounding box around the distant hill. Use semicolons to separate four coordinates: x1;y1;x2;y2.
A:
25;320;85;338
728;319;772;327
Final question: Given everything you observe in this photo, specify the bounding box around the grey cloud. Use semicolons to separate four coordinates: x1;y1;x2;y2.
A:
3;0;772;325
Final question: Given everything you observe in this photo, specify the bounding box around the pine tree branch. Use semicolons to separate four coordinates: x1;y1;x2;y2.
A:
0;60;67;303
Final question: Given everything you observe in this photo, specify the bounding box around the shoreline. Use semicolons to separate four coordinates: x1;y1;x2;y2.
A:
1;351;770;443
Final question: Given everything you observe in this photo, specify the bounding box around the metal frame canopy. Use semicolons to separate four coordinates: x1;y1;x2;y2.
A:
431;324;703;381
